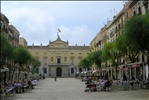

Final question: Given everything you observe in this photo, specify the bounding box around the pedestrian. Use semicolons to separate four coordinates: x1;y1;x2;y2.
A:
55;77;57;81
22;79;25;92
123;74;127;81
39;74;42;79
43;75;45;79
0;83;4;94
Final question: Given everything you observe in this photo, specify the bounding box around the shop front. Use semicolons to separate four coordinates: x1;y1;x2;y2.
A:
127;62;143;80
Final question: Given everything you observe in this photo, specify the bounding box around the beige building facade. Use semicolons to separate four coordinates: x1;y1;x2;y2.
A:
19;37;28;48
27;35;90;78
90;0;149;80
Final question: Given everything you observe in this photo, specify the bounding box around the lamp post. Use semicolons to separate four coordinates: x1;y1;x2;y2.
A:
115;58;118;80
42;66;45;79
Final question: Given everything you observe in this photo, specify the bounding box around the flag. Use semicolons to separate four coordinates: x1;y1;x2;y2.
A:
58;28;61;33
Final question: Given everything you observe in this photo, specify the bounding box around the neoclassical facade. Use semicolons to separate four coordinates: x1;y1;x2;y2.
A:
27;35;90;78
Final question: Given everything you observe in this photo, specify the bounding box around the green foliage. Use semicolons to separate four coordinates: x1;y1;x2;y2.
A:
89;50;102;68
79;56;91;69
115;34;127;55
0;34;13;65
124;12;149;52
13;47;33;82
79;50;102;69
100;42;114;62
13;47;31;66
31;58;41;74
115;33;139;63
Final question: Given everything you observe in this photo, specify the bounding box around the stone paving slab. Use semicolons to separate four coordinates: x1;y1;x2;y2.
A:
4;78;149;100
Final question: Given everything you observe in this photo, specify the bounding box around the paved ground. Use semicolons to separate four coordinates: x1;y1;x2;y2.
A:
3;78;149;100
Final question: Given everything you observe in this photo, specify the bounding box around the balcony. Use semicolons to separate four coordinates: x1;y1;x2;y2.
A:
48;63;69;66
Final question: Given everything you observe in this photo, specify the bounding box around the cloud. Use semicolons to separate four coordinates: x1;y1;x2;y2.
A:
2;5;56;45
1;1;124;46
58;25;92;45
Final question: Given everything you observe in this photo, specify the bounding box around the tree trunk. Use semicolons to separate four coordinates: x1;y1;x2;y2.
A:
18;64;22;82
11;61;15;84
115;58;118;80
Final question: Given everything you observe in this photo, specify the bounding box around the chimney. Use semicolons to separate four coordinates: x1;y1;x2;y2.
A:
40;43;42;48
32;43;34;48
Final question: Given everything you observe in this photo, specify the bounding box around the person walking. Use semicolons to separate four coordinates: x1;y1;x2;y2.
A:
54;77;57;81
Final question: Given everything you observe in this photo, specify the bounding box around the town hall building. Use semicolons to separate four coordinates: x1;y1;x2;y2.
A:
27;35;90;78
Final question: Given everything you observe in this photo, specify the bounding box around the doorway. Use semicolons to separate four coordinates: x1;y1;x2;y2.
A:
56;67;62;77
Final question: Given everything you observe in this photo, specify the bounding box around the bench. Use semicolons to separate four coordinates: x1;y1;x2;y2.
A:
3;85;16;99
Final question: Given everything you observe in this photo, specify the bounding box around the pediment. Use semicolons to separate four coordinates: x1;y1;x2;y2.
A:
49;35;68;48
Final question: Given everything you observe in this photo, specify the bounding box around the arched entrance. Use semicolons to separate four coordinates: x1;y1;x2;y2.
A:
56;67;62;77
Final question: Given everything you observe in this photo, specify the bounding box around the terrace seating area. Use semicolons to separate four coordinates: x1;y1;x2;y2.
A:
82;76;149;92
0;78;39;100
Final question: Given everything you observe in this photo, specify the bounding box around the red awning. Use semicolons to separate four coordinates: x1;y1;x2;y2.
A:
118;64;125;69
127;62;142;68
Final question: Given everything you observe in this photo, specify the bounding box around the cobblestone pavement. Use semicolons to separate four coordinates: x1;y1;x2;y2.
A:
3;78;149;100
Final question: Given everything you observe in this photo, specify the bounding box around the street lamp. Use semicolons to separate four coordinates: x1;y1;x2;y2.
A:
42;66;45;74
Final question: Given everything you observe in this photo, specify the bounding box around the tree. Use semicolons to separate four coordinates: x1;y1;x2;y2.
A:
124;12;149;79
13;47;32;82
79;56;92;70
115;33;140;63
31;58;41;74
100;42;121;79
0;34;13;83
0;34;13;67
124;12;149;53
89;50;102;69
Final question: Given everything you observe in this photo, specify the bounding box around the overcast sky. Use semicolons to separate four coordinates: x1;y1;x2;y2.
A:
1;1;124;46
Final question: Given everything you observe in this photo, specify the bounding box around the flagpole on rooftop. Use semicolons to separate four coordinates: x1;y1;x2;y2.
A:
57;28;61;37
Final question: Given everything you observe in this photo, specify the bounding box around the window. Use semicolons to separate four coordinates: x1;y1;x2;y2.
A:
115;27;117;32
57;58;61;64
78;56;82;62
43;56;47;64
36;68;39;73
51;57;53;62
64;57;67;62
35;56;39;60
70;57;74;65
71;68;74;74
133;11;136;16
79;68;82;73
138;7;141;14
44;68;47;74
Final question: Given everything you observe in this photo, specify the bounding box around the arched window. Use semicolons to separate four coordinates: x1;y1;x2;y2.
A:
138;6;141;14
133;11;136;16
56;56;61;64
